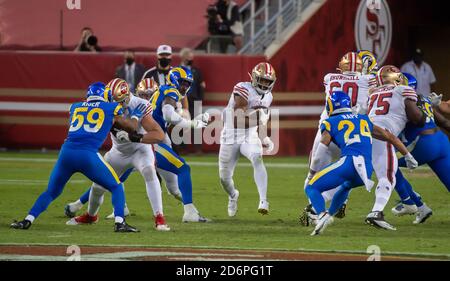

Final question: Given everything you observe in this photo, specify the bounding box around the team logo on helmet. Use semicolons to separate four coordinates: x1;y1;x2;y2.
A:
338;52;363;73
375;65;403;87
358;50;378;74
106;78;130;103
136;78;159;100
167;66;193;95
251;62;276;95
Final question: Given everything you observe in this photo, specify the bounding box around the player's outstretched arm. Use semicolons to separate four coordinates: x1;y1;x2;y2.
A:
372;125;418;170
405;99;426;127
139;115;165;144
232;95;267;129
433;109;450;133
372;126;408;155
113;103;147;133
309;131;332;174
162;97;208;129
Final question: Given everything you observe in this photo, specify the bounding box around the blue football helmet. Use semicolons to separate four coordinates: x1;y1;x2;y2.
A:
167;66;194;96
326;91;352;116
402;72;417;90
86;82;111;102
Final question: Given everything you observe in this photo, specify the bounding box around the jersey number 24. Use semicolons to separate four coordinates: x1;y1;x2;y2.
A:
338;119;372;145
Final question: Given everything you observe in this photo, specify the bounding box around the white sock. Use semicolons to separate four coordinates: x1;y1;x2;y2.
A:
372;182;393;212
87;185;105;216
142;166;163;216
183;203;198;214
69;199;84;212
25;215;35;223
251;155;268;202
115;216;124;224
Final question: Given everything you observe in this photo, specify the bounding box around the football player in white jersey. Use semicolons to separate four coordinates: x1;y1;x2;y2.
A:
302;52;377;217
365;66;423;230
66;78;172;231
219;62;275;216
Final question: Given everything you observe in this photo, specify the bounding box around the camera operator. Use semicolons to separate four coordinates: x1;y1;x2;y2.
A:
74;27;101;52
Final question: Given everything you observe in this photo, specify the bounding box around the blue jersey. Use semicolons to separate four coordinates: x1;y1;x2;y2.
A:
149;85;183;132
65;101;123;151
403;96;437;143
321;113;374;160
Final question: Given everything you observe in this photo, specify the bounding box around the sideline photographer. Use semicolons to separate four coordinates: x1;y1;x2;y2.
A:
74;27;101;52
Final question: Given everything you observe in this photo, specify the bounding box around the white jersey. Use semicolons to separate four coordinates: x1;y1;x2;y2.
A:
111;94;153;154
221;82;273;144
319;72;375;123
368;84;418;136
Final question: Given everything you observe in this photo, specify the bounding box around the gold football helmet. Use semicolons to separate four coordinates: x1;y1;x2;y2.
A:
106;78;130;103
375;65;404;86
338;52;363;73
357;50;378;74
251;62;276;95
136;78;158;100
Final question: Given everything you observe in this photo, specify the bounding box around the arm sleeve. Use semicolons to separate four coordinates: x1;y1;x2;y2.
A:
162;103;191;128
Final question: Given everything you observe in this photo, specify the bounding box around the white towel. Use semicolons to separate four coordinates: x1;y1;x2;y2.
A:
352;155;374;192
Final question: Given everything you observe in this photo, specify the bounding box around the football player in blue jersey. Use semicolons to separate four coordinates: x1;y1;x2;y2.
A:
65;75;211;223
391;73;450;223
305;91;418;235
10;82;157;232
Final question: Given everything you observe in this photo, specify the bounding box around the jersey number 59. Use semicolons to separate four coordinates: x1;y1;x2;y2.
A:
69;107;105;133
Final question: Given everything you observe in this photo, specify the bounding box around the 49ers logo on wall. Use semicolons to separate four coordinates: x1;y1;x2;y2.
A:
355;0;392;65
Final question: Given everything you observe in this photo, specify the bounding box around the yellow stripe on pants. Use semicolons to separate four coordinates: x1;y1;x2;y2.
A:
309;157;346;185
155;145;184;169
96;153;121;184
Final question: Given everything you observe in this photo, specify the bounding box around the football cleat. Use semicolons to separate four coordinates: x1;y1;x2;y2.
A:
10;219;32;230
391;203;418;216
114;221;140;233
227;190;239;217
182;211;211;223
365;211;396;230
335;203;347;219
299;204;317;226
258;200;269;215
64;204;78;218
311;212;334;236
413;204;433;224
155;213;171;231
66;213;98;225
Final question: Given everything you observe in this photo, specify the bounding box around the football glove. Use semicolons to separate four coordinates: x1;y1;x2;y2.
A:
429;92;443;106
405;153;418;170
191;112;209;129
130;104;147;120
262;136;274;153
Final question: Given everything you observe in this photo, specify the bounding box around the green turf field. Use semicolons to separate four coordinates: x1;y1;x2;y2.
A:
0;151;449;259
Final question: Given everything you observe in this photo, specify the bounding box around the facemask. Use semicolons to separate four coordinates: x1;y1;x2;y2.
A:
159;58;171;68
126;58;134;66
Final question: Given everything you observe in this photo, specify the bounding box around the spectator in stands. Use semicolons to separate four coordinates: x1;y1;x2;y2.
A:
115;50;146;92
207;0;243;53
141;44;173;85
180;48;206;154
401;48;436;97
74;27;101;52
